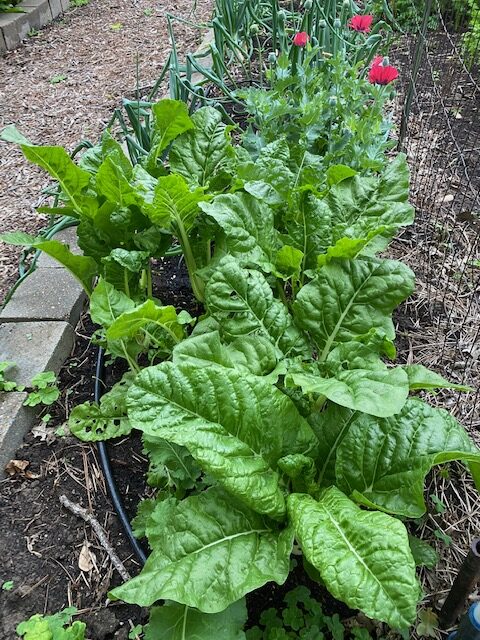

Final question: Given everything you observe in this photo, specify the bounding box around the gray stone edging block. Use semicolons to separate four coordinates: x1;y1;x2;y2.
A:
0;321;75;386
0;267;86;325
0;0;65;53
0;392;36;474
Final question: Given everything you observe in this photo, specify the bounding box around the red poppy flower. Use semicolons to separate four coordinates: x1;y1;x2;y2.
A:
368;57;399;85
293;31;310;47
349;15;373;33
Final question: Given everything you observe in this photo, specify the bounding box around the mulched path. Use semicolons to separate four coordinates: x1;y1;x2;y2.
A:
0;0;212;303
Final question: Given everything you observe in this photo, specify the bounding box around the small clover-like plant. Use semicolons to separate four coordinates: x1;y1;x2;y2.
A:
24;371;60;407
16;607;86;640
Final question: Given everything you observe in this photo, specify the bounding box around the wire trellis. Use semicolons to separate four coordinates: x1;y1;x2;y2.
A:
392;0;480;437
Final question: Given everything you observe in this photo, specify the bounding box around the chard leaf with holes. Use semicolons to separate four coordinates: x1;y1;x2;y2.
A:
205;257;309;357
68;373;134;440
144;600;247;640
293;257;414;360
288;489;420;630
127;361;316;518
335;398;480;517
110;486;293;610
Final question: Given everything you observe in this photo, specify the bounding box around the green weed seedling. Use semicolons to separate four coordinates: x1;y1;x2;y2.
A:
24;371;60;407
16;607;86;640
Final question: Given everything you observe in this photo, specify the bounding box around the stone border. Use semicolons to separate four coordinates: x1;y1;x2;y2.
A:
0;29;214;473
0;227;85;472
0;0;69;53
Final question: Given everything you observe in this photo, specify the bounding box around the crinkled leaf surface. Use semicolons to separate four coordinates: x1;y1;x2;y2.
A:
288;343;409;417
205;257;309;357
96;153;141;207
0;232;97;294
144;600;247;640
143;435;201;491
127;361;316;518
172;331;279;378
68;373;134;441
199;192;277;270
335;398;480;517
169;107;234;187
408;535;438;569
287;489;420;629
150;174;207;232
293;257;415;360
324;154;414;245
110;487;293;611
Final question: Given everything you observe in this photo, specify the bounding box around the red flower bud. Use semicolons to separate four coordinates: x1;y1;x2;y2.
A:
293;31;310;47
349;15;374;33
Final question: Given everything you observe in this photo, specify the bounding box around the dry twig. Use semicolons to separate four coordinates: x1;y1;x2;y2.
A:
59;494;131;582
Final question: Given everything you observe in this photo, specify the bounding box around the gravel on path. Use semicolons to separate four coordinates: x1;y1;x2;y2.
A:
0;0;212;303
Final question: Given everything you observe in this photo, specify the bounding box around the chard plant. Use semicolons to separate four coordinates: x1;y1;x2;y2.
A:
65;141;479;634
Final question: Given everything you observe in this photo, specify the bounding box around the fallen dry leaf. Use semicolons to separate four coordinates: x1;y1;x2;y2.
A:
78;541;96;572
5;459;29;476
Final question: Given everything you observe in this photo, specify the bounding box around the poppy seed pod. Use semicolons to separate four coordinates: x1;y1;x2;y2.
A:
304;0;313;9
319;19;327;28
250;23;259;35
268;52;277;64
277;9;286;22
333;18;341;28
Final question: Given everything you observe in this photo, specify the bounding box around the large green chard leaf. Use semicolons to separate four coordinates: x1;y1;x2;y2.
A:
146;99;194;173
205;256;309;357
90;278;135;328
79;129;132;175
2;125;92;215
169;107;234;187
293;257;415;360
110;487;293;610
324;154;414;244
335;398;480;517
402;364;472;392
68;372;134;441
238;139;295;205
144;600;247;640
0;232;97;294
172;331;279;378
199;192;277;271
96;152;142;208
287;489;420;629
150;175;207;233
127;361;316;518
287;343;409;417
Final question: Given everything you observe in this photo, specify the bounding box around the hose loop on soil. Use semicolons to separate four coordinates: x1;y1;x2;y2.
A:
95;347;147;567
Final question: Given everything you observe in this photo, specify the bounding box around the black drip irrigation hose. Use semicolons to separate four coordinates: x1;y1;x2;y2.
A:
94;347;147;566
